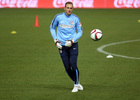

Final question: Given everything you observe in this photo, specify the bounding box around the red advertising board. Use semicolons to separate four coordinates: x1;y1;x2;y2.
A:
0;0;140;8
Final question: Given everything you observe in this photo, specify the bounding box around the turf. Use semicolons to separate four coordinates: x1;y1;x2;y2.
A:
0;8;140;100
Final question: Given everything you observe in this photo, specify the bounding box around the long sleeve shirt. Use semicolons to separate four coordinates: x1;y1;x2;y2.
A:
50;12;83;46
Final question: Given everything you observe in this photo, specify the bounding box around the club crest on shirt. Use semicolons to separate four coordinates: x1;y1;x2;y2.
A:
70;20;74;25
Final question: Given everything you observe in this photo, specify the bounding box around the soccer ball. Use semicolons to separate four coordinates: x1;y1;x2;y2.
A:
90;29;103;41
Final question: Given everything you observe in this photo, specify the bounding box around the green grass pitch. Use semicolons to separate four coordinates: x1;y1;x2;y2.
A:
0;8;140;100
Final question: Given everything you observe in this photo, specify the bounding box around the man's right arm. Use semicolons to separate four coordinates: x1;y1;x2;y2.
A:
50;16;62;49
50;16;58;40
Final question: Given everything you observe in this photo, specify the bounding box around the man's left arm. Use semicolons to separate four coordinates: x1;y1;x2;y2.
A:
65;18;83;47
73;18;83;42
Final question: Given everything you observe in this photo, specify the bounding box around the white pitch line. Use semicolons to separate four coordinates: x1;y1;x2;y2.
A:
97;39;140;60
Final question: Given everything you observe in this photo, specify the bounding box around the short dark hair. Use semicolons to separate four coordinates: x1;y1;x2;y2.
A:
65;1;73;7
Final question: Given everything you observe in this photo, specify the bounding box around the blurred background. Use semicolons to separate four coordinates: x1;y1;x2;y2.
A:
0;0;140;100
0;0;140;8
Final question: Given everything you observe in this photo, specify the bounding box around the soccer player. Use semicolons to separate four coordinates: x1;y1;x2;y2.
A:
50;1;83;92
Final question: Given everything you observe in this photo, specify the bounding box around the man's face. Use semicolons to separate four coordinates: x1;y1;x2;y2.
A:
64;4;73;16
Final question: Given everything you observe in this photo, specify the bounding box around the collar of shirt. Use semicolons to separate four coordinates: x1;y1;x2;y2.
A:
64;12;72;18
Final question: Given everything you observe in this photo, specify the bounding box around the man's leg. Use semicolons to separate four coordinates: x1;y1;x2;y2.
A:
69;43;79;84
70;54;79;84
69;43;83;92
59;47;75;82
70;55;83;92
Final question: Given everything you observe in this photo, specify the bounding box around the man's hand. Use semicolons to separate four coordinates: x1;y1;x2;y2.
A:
65;40;74;47
54;39;62;49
